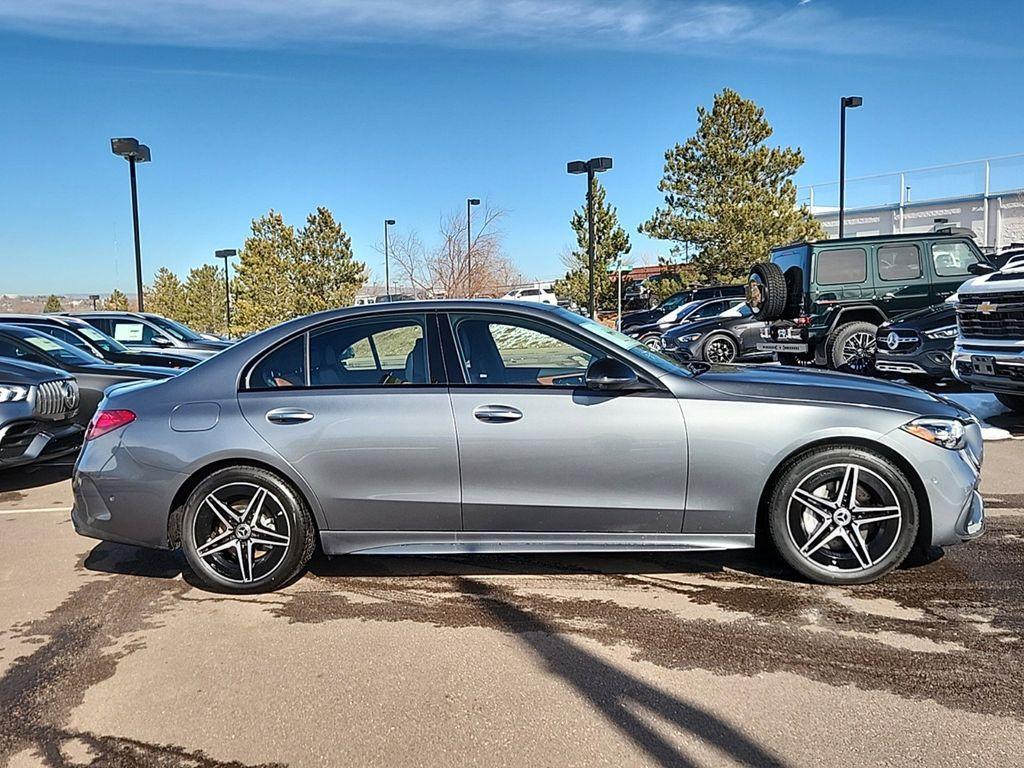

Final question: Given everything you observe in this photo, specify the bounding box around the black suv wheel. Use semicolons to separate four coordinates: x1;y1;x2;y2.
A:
828;321;878;374
747;262;787;321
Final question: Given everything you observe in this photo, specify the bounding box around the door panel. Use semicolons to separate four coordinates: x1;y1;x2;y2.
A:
450;388;686;532
240;388;461;531
874;243;929;315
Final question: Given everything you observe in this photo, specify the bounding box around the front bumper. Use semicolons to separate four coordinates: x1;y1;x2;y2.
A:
951;343;1024;395
876;342;952;379
881;423;984;548
0;420;84;469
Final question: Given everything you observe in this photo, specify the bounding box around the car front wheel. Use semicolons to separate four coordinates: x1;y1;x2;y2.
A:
181;466;316;592
640;333;664;352
702;334;738;363
768;446;919;584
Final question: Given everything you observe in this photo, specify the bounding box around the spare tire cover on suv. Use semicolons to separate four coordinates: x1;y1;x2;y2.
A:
747;262;788;321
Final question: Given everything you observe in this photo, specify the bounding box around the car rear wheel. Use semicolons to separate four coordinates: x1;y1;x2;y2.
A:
828;321;878;374
640;333;664;352
181;466;316;593
768;446;918;584
702;334;738;363
996;393;1024;414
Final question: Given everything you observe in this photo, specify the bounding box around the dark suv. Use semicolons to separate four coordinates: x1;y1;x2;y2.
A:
0;358;83;469
748;233;987;372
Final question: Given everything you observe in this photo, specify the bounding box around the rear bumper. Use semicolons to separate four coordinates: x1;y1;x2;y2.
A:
0;420;83;469
72;432;186;549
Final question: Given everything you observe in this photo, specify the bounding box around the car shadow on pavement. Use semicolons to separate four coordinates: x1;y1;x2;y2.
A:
307;547;793;581
83;542;183;580
0;460;73;493
456;575;792;768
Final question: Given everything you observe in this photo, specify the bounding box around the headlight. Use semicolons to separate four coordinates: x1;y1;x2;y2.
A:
680;333;702;343
924;325;957;339
0;384;30;403
901;417;966;450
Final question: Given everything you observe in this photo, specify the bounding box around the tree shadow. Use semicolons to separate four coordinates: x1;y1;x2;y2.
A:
456;576;792;768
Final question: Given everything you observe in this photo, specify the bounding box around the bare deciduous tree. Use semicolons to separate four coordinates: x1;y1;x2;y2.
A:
374;201;521;298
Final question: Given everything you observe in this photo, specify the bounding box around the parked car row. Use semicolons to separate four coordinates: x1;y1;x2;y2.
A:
0;311;232;471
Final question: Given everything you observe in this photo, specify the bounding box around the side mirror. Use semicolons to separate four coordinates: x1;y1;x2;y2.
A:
968;262;996;276
152;336;173;348
586;357;640;391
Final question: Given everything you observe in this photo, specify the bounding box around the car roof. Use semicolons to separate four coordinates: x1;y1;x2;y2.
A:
0;313;76;326
774;232;978;250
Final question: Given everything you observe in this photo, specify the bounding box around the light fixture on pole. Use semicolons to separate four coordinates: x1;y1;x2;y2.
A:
838;96;862;239
566;156;613;319
384;219;396;300
214;249;237;336
466;199;480;297
110;137;151;311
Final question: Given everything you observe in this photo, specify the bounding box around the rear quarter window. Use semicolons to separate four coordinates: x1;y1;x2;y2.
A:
816;248;867;285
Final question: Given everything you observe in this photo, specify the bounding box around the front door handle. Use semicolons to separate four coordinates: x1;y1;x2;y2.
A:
473;405;523;423
266;407;314;425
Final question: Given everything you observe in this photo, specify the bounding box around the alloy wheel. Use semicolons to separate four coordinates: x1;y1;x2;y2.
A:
643;336;664;352
704;338;736;363
840;332;876;373
191;482;292;584
786;463;902;573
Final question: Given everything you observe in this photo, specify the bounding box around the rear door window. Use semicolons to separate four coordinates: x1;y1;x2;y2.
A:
816;248;867;285
309;315;428;387
877;244;922;281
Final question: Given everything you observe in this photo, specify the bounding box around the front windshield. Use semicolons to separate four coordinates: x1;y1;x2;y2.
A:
579;320;691;377
148;315;202;341
17;330;104;366
657;293;689;312
670;300;704;320
78;325;128;353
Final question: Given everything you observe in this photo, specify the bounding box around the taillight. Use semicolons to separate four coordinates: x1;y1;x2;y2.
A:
86;409;136;441
793;315;813;326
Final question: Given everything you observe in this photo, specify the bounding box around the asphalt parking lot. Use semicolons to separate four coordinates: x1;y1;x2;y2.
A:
2;432;1023;768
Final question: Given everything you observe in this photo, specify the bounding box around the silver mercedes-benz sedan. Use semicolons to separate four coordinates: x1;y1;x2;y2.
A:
72;301;985;592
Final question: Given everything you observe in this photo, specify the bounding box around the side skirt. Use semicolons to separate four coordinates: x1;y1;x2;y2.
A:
319;530;755;556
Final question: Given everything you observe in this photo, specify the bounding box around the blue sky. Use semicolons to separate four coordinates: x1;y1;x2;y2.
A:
1;0;1022;295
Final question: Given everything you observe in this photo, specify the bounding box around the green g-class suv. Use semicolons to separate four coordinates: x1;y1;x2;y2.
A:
748;233;987;372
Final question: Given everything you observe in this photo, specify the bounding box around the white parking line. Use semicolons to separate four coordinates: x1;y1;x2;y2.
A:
0;507;71;515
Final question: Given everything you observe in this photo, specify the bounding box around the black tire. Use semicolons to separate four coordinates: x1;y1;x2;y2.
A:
768;445;919;585
828;321;878;374
701;334;739;363
746;262;787;321
640;333;664;352
996;393;1024;414
181;466;316;593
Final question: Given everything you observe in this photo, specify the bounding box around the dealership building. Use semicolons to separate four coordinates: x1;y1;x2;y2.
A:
804;153;1024;251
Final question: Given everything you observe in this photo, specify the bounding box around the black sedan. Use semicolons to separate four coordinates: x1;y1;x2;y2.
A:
874;303;958;381
628;296;746;351
1;314;201;370
661;303;767;363
0;324;175;425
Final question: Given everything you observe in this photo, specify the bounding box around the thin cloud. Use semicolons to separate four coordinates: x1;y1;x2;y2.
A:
0;0;948;56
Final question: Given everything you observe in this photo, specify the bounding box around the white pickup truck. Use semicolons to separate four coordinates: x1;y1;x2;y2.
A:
952;257;1024;413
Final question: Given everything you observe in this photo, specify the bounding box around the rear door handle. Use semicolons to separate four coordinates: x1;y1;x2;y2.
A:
266;407;314;425
473;405;523;423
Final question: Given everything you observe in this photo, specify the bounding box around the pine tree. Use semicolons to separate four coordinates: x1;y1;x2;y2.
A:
234;207;367;334
105;289;130;311
640;88;823;283
292;207;368;315
182;264;227;335
554;177;631;312
147;267;186;322
43;295;63;313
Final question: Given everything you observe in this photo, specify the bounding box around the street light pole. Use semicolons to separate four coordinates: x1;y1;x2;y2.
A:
384;219;395;299
567;157;613;319
466;198;480;297
215;249;237;336
110;138;151;310
838;96;862;239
